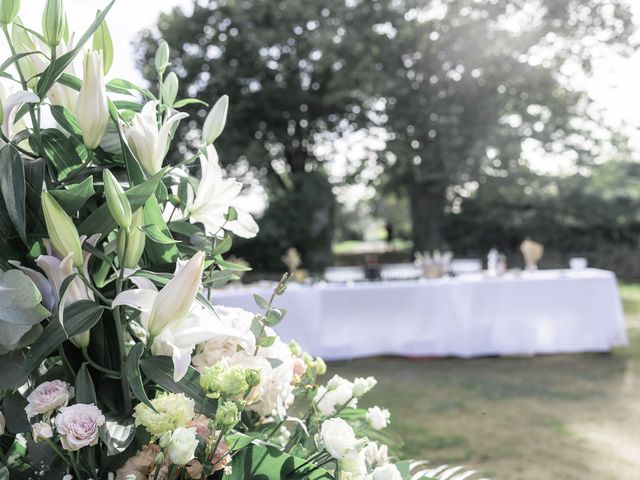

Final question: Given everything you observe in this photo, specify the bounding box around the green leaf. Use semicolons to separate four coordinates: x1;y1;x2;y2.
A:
113;100;142;112
36;2;115;100
21;300;103;379
37;128;87;180
139;356;215;416
215;258;252;272
225;432;263;451
0;51;40;75
57;72;82;91
253;294;268;310
207;270;239;289
75;363;97;404
140;224;180;244
257;336;276;348
49;176;95;214
78;168;168;235
0;270;49;353
99;413;136;456
224;443;335;480
107;78;155;100
3;392;29;434
142;196;179;264
225;206;238;222
0;144;26;242
0;350;26;389
126;342;154;410
172;98;208;109
49;104;82;136
211;235;232;256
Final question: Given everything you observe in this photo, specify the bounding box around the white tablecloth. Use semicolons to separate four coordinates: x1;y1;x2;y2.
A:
211;269;627;360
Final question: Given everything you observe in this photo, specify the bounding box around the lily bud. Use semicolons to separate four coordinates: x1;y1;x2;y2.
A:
103;169;132;230
70;331;90;349
118;208;145;268
92;12;113;74
42;0;65;47
202;95;228;144
154;40;170;75
41;191;83;267
162;72;178;107
0;0;20;24
76;50;109;149
148;251;205;335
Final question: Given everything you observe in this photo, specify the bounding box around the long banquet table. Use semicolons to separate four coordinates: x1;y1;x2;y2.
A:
211;269;627;360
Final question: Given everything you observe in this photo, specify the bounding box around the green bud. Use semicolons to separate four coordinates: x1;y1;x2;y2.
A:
154;452;165;465
103;169;132;230
245;368;261;388
41;191;83;266
162;72;178;106
288;340;302;357
117;208;145;268
314;357;327;376
92;11;113;74
42;0;65;47
302;353;313;367
154;40;170;75
199;363;224;396
0;0;20;24
215;401;239;428
220;366;249;398
158;432;171;449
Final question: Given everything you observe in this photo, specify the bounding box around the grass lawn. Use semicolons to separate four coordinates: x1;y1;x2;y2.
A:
328;283;640;480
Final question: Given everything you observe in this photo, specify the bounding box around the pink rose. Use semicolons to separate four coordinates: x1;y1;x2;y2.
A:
25;380;74;419
292;357;307;382
54;403;105;451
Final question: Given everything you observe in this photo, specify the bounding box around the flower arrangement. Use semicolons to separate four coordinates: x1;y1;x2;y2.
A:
0;1;482;479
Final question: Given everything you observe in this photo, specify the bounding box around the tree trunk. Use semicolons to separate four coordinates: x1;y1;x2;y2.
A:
409;181;446;252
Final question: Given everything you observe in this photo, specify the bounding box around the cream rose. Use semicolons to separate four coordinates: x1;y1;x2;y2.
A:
366;406;390;430
54;403;105;451
167;427;198;466
353;376;377;397
320;418;359;460
25;380;74;419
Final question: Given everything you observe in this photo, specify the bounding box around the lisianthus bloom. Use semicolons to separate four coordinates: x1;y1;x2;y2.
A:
363;442;389;469
133;392;195;438
31;421;53;442
369;464;403;480
320;418;362;460
114;252;245;380
54;403;105;451
366;406;390;430
125;100;187;174
314;375;357;416
25;380;74;420
353;376;377;397
181;145;259;239
167;427;198;465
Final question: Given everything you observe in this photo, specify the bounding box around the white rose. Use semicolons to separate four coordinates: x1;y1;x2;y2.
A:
55;403;105;451
31;421;53;442
366;406;390;430
314;383;355;416
353;377;377;397
25;380;74;419
370;464;402;480
167;427;198;466
320;418;359;460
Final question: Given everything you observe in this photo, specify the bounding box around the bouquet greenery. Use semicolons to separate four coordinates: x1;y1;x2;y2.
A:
0;1;482;479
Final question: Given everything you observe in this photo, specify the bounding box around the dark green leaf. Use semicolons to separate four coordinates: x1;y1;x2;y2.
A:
75;363;97;404
0;144;26;242
3;392;29;434
126;342;154;410
172;98;208;108
142;196;179;264
21;300;103;379
49;176;95;214
0;350;26;389
49;104;82;136
253;294;268;309
37;128;87;180
140;224;180;244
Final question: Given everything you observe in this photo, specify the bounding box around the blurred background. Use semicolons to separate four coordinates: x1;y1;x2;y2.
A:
21;0;640;477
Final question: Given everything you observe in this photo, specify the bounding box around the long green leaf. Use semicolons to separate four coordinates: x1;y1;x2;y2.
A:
49;176;95;214
0;144;26;242
75;363;98;404
21;300;104;379
125;342;154;410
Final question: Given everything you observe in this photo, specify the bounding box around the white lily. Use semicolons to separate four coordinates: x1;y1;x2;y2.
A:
183;145;259;238
125;100;187;174
0;86;38;141
76;50;109;149
113;251;243;380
